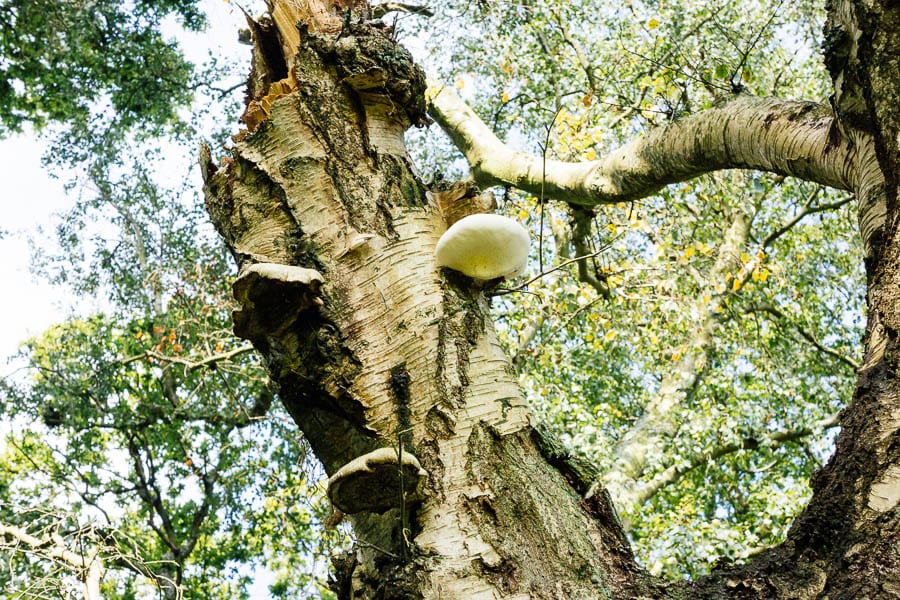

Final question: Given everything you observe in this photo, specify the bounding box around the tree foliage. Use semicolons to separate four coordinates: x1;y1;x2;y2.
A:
0;0;203;134
401;0;864;577
1;3;344;594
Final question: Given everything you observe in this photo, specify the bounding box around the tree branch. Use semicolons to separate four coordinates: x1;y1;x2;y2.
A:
120;343;255;371
628;412;840;509
748;304;861;371
760;186;853;248
371;2;432;18
427;82;858;205
125;433;178;554
0;519;107;600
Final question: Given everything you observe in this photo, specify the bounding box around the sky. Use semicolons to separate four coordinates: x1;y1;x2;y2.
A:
0;135;72;362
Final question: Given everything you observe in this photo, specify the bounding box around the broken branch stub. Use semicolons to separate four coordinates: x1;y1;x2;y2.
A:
327;448;427;514
232;263;324;340
431;179;497;226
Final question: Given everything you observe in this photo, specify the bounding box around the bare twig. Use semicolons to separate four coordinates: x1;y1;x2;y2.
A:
120;343;255;371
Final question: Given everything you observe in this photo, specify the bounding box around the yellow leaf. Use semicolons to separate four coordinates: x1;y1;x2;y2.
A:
732;278;743;291
501;91;510;103
684;246;696;259
753;267;769;282
757;250;766;260
455;77;465;89
606;223;618;234
584;148;597;160
740;252;751;264
647;18;659;29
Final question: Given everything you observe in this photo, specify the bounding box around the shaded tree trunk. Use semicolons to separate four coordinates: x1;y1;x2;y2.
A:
201;0;900;597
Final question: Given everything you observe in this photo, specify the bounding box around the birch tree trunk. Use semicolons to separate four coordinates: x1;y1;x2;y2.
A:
200;0;900;597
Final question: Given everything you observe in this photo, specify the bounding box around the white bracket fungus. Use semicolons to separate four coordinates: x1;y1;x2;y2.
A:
327;448;427;514
435;213;530;280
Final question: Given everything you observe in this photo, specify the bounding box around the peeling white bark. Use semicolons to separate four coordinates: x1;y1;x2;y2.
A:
868;465;900;512
427;82;857;204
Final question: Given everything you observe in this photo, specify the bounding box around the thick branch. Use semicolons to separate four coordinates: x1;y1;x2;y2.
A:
0;520;106;600
427;82;857;205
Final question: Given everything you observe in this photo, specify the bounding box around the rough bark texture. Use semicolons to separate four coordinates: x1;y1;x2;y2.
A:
200;0;900;597
203;3;650;598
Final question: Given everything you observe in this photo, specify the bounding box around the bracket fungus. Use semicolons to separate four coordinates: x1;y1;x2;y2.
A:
327;448;427;514
232;262;324;340
435;213;530;279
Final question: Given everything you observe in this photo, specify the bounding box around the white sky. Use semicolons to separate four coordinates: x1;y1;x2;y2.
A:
0;136;72;362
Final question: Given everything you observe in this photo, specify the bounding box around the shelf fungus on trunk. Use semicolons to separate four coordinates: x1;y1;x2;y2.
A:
434;213;530;280
326;448;427;514
232;262;324;340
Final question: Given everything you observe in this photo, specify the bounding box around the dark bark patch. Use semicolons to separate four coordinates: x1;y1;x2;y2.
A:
434;290;482;408
321;21;429;128
390;362;414;450
531;422;601;495
329;547;426;600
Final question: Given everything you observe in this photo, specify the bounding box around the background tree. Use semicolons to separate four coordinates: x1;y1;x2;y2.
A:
1;2;343;595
